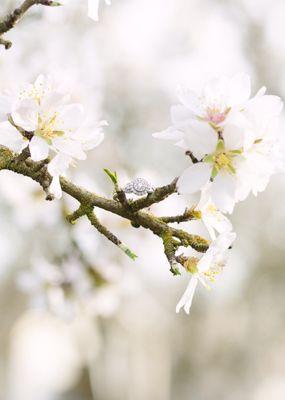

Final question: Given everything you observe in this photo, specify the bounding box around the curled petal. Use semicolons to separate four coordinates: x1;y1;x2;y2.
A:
176;276;198;314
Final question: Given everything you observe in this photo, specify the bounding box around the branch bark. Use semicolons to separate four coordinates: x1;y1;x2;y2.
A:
0;146;209;273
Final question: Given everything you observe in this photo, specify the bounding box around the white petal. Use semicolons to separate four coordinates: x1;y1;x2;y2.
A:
88;0;100;21
177;86;203;115
183;121;218;159
208;211;232;235
49;176;62;199
57;104;84;132
48;153;72;176
228;74;251;106
52;137;86;160
254;86;266;98
12;98;38;131
177;163;212;194
197;251;215;273
245;95;283;131
210;173;237;214
41;91;68;112
152;126;184;142
214;231;237;251
81;131;104;151
29;136;49;161
0;121;27;153
223;123;246;150
203;76;228;105
176;276;198;314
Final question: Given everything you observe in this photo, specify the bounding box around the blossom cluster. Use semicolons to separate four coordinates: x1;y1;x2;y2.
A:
0;75;106;198
154;74;283;313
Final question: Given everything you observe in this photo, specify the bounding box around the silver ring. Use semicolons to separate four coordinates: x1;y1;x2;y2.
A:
124;178;154;196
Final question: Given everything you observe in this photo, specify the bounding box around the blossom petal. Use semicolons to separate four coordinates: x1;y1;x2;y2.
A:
177;163;212;194
29;136;49;161
48;153;72;176
171;105;194;126
183;121;218;159
58;104;84;132
213;231;237;252
223;123;246;150
0;121;27;153
49;176;62;199
210;173;237;214
81;131;104;151
177;86;203;115
12;98;38;131
176;276;198;314
152;126;184;142
52;137;86;160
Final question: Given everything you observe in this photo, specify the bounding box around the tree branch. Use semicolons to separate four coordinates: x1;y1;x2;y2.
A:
0;0;60;49
0;146;209;274
159;207;201;224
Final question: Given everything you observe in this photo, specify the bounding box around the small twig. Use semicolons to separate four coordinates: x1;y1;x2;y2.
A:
0;146;209;272
130;178;178;212
114;188;132;210
162;232;181;275
185;150;199;164
66;204;90;224
86;209;137;260
159;207;201;224
0;0;60;49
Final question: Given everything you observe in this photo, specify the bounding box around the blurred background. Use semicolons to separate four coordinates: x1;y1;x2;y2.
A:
1;0;285;399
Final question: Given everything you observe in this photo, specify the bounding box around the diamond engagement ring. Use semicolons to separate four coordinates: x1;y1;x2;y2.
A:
124;178;154;196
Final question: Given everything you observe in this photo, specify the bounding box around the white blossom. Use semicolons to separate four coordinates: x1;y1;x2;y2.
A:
153;75;283;213
196;188;232;240
174;73;251;127
176;231;236;314
0;75;106;198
